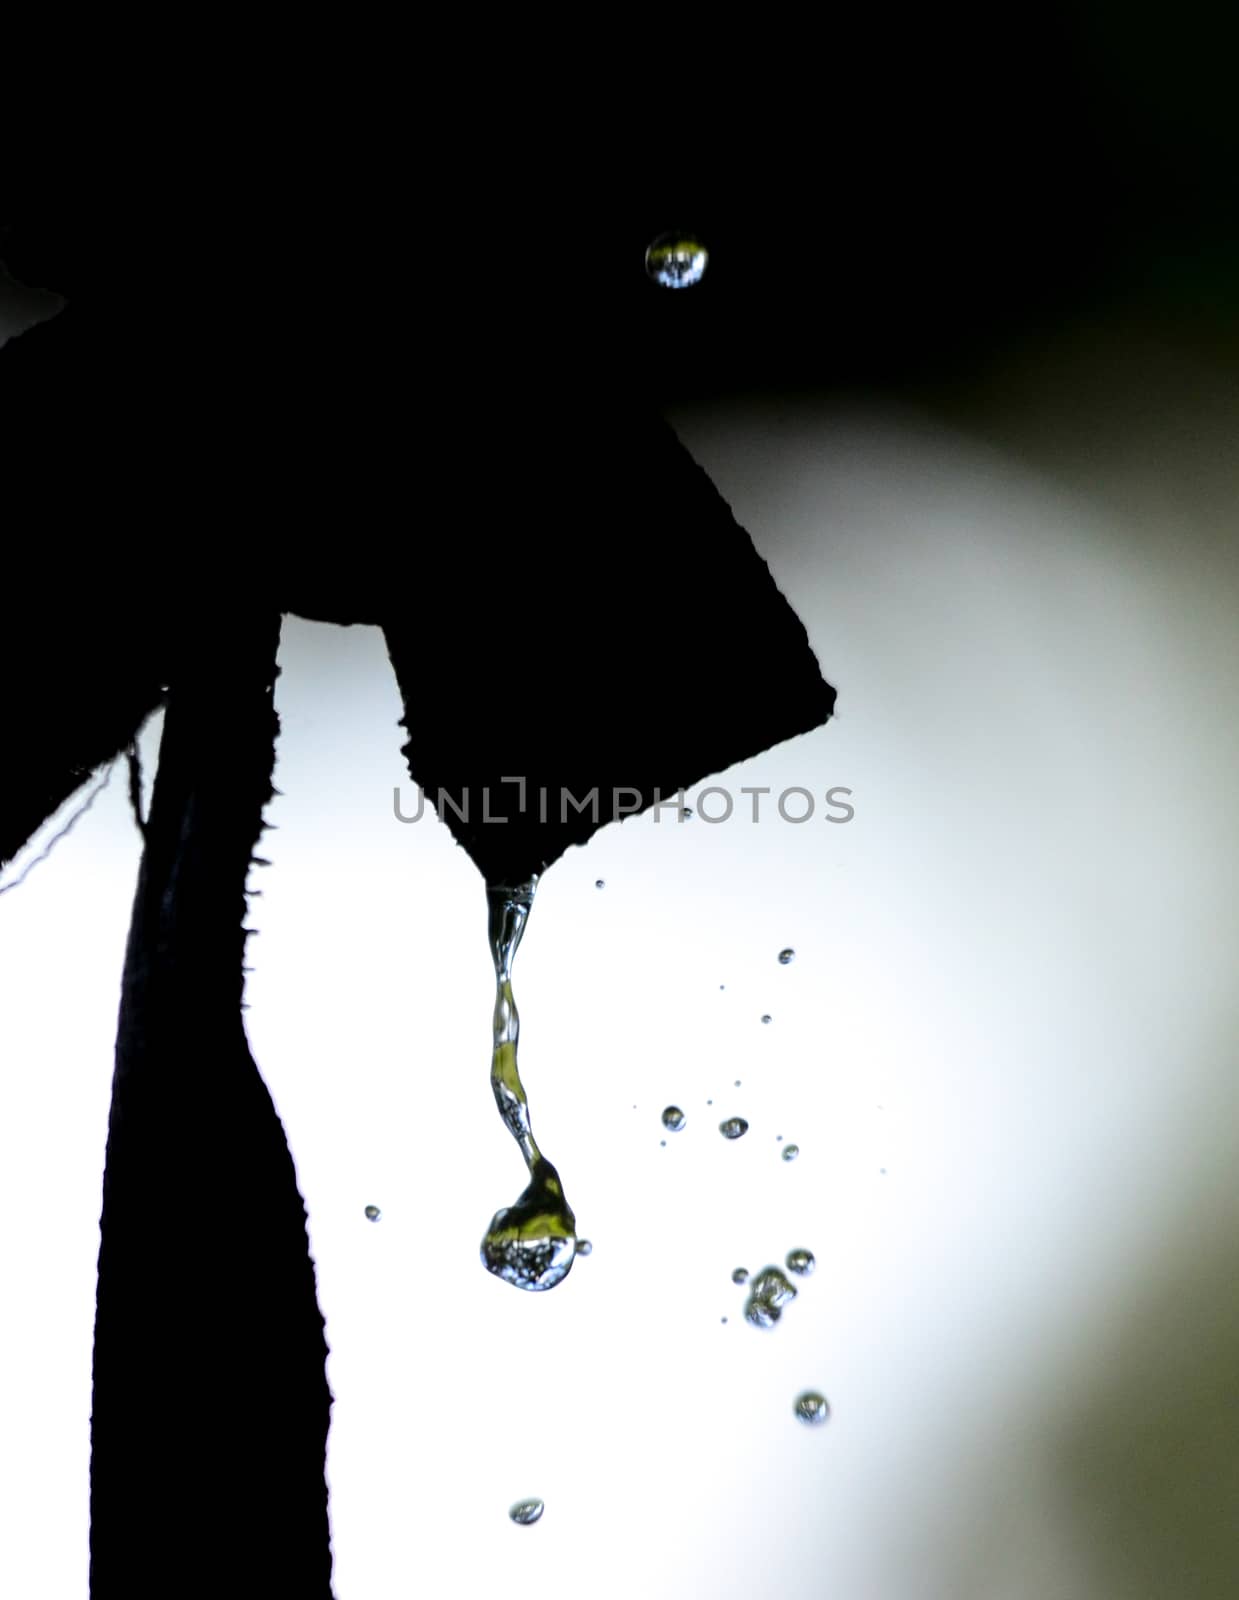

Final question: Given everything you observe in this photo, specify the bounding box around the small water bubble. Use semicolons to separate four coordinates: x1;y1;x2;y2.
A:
732;1267;750;1285
364;1205;381;1222
786;1248;815;1277
662;1105;686;1131
745;1266;798;1328
781;1144;800;1162
577;1239;592;1257
721;1316;728;1324
734;1079;741;1087
794;1392;831;1426
719;1117;749;1140
595;879;605;889
761;1014;772;1025
660;1139;667;1147
509;1498;545;1525
645;232;708;289
778;948;795;965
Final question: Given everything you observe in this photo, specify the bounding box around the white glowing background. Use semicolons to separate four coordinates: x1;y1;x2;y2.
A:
2;327;1236;1597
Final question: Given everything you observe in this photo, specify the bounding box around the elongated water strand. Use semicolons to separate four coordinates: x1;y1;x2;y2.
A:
480;877;578;1291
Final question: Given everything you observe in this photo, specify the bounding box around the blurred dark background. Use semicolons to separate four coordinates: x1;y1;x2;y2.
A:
3;5;1236;408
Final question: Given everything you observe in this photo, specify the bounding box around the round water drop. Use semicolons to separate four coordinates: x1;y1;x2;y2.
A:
778;948;795;965
794;1392;831;1426
481;1164;577;1292
683;806;694;819
719;1117;749;1140
662;1105;686;1131
786;1248;815;1277
732;1267;750;1285
761;1014;772;1025
364;1204;381;1222
781;1144;800;1162
595;879;605;889
509;1497;545;1525
577;1239;593;1257
645;232;708;289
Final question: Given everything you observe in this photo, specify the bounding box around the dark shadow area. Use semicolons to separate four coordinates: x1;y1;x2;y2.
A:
89;612;333;1596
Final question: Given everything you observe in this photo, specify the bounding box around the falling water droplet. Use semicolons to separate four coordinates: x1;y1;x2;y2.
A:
481;879;577;1292
732;1267;750;1285
509;1498;545;1525
761;1014;772;1025
794;1392;831;1426
364;1204;381;1222
782;1144;800;1162
577;1239;592;1257
645;232;709;289
662;1105;686;1131
786;1248;815;1277
745;1266;798;1328
719;1117;749;1140
778;948;795;965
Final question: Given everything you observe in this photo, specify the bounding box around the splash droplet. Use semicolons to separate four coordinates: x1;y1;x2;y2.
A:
745;1266;798;1328
786;1248;815;1277
645;232;708;289
781;1144;800;1162
719;1117;749;1140
509;1498;545;1525
577;1238;592;1257
761;1014;772;1025
364;1204;381;1222
732;1267;750;1285
778;948;795;965
794;1392;830;1425
662;1105;686;1131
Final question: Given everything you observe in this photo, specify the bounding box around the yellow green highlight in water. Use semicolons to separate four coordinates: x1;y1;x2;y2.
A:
480;876;578;1292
